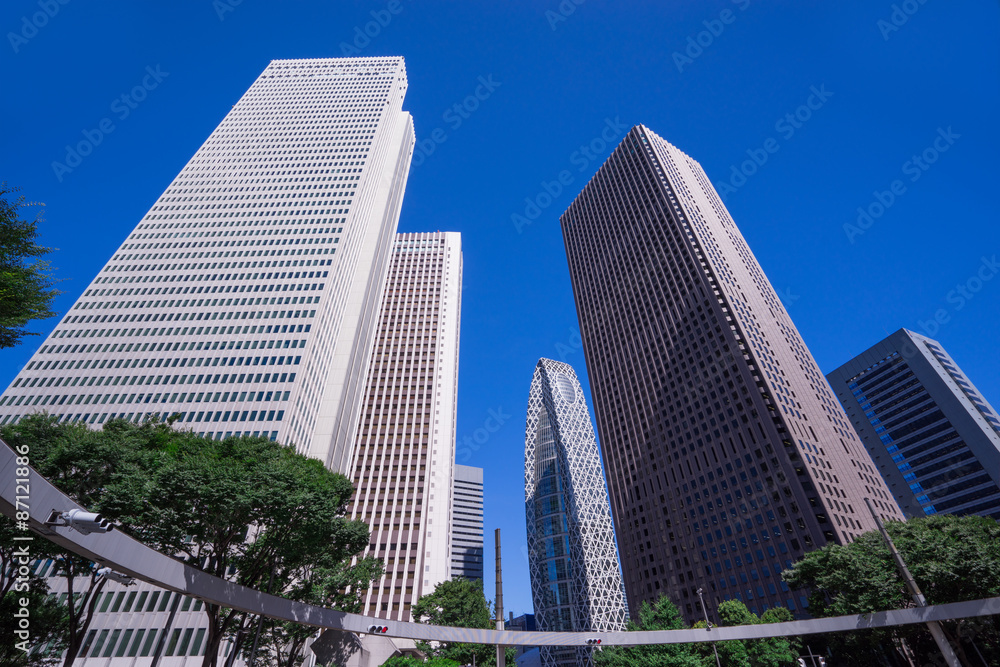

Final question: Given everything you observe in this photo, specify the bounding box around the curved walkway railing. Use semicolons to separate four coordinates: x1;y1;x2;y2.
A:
2;441;998;646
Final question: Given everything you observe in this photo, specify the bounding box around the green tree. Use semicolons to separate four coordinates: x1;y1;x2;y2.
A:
783;514;1000;665
593;595;702;667
2;416;125;666
381;657;460;667
410;578;511;666
1;414;381;667
0;183;59;349
714;600;795;667
0;522;68;665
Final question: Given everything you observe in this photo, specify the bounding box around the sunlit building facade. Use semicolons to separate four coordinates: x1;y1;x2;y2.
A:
0;56;415;477
349;232;462;623
0;56;416;665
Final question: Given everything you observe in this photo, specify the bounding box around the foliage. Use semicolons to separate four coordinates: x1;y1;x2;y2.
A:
0;522;67;665
595;595;795;667
0;183;60;349
594;595;702;667
381;658;460;667
410;578;511;666
1;418;120;666
689;599;796;667
782;514;1000;665
1;414;380;667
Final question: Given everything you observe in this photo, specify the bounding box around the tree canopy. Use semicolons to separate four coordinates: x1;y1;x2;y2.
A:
594;595;797;667
593;595;703;667
0;183;59;349
783;514;1000;665
410;578;512;666
1;414;381;667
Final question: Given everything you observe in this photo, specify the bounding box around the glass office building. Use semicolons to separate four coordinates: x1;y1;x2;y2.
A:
524;358;628;667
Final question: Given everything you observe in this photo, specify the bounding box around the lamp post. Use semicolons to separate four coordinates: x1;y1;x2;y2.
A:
864;498;961;667
696;587;722;667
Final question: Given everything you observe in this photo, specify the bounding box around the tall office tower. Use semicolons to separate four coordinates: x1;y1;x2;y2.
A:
560;125;904;621
827;329;1000;520
348;232;462;622
0;56;415;477
0;56;414;665
451;464;485;581
524;359;629;667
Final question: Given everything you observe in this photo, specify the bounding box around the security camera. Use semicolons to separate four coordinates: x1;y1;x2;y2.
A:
60;509;114;535
96;567;134;586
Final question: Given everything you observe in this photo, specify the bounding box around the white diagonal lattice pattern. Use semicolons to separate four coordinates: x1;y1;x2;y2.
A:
524;358;629;667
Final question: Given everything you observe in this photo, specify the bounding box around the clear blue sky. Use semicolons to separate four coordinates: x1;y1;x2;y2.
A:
2;0;998;618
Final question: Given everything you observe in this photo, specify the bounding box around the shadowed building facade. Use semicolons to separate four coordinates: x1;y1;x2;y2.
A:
525;359;628;667
451;463;485;581
561;125;903;622
828;329;1000;520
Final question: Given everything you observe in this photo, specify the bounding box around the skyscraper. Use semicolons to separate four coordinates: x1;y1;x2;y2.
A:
451;464;485;581
0;56;415;477
0;56;416;665
560;125;903;621
524;359;628;667
827;329;1000;520
349;231;462;622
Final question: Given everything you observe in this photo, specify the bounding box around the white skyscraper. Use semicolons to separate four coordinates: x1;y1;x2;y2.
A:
0;56;415;476
348;232;462;623
0;56;416;665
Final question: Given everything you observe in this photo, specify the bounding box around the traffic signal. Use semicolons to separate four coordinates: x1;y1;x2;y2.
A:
586;638;602;645
367;625;389;634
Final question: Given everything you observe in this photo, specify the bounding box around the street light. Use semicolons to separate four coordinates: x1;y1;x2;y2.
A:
696;588;722;667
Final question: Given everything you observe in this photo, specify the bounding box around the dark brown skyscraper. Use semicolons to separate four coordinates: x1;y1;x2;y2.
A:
561;125;902;621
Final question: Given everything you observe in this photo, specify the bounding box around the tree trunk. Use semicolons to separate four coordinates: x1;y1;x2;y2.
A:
201;604;223;667
61;565;78;667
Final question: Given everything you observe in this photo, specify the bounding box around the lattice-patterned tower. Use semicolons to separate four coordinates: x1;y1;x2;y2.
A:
525;359;628;667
